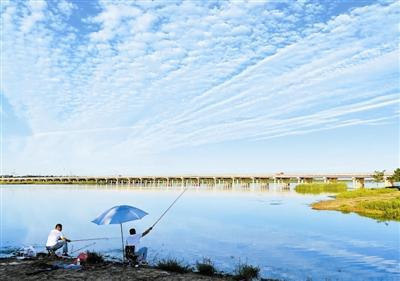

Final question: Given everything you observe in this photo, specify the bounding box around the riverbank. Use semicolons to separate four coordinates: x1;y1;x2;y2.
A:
0;255;279;281
312;188;400;221
0;257;232;281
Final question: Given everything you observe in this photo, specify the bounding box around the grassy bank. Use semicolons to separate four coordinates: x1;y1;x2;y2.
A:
0;254;271;281
312;188;400;221
295;183;347;194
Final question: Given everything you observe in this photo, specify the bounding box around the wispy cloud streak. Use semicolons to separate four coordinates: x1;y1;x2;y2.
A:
1;0;399;174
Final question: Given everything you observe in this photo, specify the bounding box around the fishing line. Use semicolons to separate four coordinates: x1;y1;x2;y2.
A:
18;237;117;251
71;237;119;242
71;242;96;254
151;186;189;228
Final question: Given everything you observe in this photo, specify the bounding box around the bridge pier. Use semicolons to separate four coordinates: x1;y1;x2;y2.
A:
323;177;338;183
305;178;313;184
296;177;313;184
352;177;365;188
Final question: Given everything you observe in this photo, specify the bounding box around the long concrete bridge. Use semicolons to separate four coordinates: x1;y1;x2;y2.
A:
0;173;394;188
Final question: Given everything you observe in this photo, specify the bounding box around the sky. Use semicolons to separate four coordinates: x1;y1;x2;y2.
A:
0;0;399;176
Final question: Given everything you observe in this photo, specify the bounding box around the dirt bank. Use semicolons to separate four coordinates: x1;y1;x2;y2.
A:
0;257;233;281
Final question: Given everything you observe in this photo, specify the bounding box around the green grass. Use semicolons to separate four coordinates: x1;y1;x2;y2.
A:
312;188;400;221
195;258;217;276
156;258;192;273
336;188;394;199
358;196;400;220
234;263;260;281
295;183;347;194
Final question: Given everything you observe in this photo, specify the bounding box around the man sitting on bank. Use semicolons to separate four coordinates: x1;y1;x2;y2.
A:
125;226;152;264
46;223;71;256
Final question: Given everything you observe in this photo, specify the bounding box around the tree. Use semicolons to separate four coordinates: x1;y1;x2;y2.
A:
372;170;385;187
387;168;400;186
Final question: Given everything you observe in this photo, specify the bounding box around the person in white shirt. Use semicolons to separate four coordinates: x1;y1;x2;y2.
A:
125;226;152;262
46;223;71;256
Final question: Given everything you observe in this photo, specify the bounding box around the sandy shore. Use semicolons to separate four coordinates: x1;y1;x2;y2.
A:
0;257;234;281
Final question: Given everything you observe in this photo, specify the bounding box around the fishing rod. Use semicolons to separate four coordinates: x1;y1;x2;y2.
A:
71;237;119;242
16;237;117;251
151;186;189;228
71;242;96;254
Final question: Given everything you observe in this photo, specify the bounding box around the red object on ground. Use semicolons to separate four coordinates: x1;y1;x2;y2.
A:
77;252;88;262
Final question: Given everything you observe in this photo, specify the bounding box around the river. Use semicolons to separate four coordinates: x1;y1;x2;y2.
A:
1;184;398;281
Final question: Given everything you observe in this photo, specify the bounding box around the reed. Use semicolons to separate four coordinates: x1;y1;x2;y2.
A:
195;258;217;276
295;183;347;194
336;188;393;199
156;258;192;273
312;188;400;221
234;262;260;281
358;196;400;220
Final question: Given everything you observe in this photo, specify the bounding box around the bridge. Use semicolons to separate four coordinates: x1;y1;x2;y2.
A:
0;173;394;188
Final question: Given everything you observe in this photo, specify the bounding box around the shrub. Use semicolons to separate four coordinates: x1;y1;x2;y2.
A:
196;258;217;276
156;258;192;273
359;196;400;220
234;262;260;281
85;251;104;264
336;188;396;199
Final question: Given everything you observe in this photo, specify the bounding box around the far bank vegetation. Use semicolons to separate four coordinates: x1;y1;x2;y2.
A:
312;188;400;221
295;183;347;194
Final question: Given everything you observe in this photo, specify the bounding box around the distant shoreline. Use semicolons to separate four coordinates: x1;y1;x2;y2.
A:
0;173;391;189
312;188;400;221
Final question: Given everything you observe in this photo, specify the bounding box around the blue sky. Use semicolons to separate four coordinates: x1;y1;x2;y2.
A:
1;0;399;176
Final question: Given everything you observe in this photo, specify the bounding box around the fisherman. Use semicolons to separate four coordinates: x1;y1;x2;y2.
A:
46;223;71;256
125;226;152;264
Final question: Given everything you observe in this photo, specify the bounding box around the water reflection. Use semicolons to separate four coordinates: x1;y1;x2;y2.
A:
1;184;399;281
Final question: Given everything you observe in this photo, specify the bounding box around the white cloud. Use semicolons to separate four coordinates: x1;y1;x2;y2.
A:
1;0;399;174
57;0;76;17
132;12;158;33
20;0;47;33
89;3;142;41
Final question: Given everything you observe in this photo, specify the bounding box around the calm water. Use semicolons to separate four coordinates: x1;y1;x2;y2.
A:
1;184;399;281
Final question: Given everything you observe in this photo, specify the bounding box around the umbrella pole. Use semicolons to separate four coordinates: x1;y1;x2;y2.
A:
120;223;125;263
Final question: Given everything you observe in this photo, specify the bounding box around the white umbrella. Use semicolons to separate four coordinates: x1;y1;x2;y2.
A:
91;205;148;262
